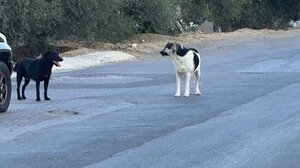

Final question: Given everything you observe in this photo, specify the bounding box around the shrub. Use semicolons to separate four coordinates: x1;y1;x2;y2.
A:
123;0;181;35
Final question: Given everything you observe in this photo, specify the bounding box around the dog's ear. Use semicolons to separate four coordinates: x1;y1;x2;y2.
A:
175;43;182;49
43;51;52;57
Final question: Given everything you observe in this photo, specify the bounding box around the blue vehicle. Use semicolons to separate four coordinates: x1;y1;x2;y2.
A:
0;33;12;112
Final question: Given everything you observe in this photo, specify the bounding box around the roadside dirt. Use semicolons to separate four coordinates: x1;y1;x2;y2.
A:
61;28;300;58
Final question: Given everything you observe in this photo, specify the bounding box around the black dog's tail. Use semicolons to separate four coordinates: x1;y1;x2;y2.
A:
13;61;19;72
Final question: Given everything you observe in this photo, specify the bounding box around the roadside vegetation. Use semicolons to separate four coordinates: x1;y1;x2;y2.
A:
0;0;299;57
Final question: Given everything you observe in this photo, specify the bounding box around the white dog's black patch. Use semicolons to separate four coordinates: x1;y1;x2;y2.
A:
160;42;201;97
193;52;200;70
175;43;190;56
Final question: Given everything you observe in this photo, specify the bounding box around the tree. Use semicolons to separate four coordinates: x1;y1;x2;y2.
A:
24;0;62;51
0;0;30;45
181;0;250;31
58;0;134;42
123;0;181;34
1;0;300;53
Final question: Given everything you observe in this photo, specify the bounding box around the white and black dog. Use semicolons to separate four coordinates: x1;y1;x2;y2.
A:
160;42;201;97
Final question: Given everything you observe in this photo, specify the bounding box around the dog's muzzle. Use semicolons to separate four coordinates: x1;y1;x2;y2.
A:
53;57;64;67
160;50;169;56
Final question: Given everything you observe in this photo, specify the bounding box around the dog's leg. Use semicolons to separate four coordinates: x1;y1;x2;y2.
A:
184;72;191;97
195;70;201;95
35;81;41;101
44;78;50;101
21;78;30;99
16;74;22;100
175;71;181;97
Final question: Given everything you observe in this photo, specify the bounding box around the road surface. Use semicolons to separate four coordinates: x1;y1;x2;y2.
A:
1;32;300;168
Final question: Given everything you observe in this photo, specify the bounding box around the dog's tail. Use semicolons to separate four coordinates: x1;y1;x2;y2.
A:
13;61;19;72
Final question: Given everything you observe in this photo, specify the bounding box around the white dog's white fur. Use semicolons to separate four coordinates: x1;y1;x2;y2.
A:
160;42;201;97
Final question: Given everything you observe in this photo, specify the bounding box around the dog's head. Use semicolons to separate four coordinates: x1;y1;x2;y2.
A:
160;42;182;56
43;51;63;67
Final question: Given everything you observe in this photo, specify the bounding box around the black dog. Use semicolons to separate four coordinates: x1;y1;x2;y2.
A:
13;51;63;101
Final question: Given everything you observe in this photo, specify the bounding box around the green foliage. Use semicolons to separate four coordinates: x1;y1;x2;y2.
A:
25;0;62;51
94;0;135;42
181;0;300;31
240;0;273;29
0;0;62;52
0;0;30;44
123;0;181;34
59;0;135;42
0;0;299;52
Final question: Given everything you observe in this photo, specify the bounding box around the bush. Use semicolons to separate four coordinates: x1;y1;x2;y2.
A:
0;0;30;46
25;0;62;52
58;0;135;42
1;0;300;55
0;0;62;54
123;0;181;35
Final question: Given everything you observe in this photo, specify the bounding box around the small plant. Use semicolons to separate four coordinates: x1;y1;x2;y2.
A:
189;22;199;31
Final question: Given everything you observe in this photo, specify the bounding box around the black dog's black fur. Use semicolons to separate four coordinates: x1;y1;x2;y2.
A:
13;51;63;101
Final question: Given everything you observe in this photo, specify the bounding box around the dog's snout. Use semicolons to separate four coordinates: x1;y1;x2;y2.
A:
57;56;63;62
160;50;168;56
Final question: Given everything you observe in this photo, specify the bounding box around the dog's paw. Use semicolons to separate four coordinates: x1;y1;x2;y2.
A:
36;98;41;102
175;93;181;97
195;91;201;96
45;97;51;101
184;93;190;97
17;97;22;101
22;96;26;100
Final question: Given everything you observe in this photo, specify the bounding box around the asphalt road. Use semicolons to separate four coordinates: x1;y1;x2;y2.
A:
1;32;300;168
